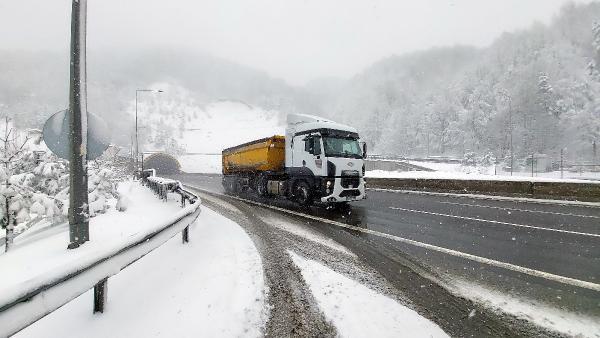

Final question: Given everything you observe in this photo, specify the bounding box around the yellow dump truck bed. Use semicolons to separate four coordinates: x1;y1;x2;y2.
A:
222;136;285;175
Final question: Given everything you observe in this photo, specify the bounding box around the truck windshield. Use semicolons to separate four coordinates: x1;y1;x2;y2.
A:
323;137;362;158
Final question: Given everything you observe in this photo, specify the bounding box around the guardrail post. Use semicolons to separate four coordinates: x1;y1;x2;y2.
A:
182;226;189;243
93;278;108;313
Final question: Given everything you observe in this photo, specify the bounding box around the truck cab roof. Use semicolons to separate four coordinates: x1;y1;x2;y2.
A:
287;114;358;137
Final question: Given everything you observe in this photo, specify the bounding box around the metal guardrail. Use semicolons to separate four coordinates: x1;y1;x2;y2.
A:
0;172;201;336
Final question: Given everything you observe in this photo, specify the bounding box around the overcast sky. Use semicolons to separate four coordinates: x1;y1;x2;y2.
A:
0;0;593;85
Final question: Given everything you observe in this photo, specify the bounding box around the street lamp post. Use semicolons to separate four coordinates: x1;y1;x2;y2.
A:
498;89;514;176
135;89;162;173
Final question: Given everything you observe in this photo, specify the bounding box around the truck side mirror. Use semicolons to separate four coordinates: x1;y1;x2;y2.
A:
304;137;313;153
362;143;367;159
313;136;322;156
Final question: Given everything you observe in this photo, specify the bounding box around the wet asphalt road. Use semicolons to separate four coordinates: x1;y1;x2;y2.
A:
171;173;600;318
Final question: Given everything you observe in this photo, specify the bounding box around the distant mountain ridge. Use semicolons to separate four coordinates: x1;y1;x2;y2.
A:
1;2;599;162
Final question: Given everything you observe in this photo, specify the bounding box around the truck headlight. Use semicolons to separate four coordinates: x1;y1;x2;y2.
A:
324;179;334;194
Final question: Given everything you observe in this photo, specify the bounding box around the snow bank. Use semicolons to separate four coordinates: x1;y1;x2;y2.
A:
409;161;462;172
451;280;600;338
366;169;600;184
288;251;448;338
262;217;355;256
15;207;266;338
398;160;600;183
0;181;185;297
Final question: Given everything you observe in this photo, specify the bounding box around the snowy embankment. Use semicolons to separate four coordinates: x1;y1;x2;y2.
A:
136;90;285;174
2;181;266;337
178;101;285;174
367;169;600;184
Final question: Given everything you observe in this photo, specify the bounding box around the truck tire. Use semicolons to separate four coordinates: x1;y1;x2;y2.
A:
294;181;313;206
256;175;268;196
223;176;234;194
234;177;242;194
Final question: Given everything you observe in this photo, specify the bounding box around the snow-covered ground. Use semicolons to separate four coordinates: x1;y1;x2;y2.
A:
289;251;448;338
134;87;285;174
262;216;355;256
178;101;284;173
179;153;222;174
0;181;184;295
450;280;600;338
413;160;600;182
367;168;600;184
181;101;285;154
5;182;266;337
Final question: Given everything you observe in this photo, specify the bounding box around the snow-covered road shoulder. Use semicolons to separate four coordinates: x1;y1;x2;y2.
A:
15;207;266;337
288;251;448;338
2;180;266;337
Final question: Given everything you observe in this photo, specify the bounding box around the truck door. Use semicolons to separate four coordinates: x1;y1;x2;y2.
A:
291;133;324;176
304;134;325;176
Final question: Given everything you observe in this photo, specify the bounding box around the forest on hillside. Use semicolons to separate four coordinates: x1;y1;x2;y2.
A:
320;2;600;163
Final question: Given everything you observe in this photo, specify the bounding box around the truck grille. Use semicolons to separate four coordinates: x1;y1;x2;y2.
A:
340;189;361;197
341;170;360;188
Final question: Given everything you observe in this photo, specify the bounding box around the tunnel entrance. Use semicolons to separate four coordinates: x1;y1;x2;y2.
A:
143;153;181;175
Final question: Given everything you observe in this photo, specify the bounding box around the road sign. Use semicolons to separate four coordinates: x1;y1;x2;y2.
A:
42;109;110;161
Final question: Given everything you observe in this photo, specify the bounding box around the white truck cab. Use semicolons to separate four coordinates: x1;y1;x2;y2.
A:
285;114;367;203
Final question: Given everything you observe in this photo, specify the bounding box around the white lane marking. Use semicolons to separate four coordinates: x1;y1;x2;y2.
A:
368;188;600;208
438;201;600;219
185;184;600;293
389;207;600;238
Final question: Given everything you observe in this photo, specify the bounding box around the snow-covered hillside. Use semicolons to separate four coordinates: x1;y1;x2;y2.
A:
135;85;285;173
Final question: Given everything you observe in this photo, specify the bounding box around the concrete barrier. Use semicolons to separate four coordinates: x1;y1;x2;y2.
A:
365;178;600;202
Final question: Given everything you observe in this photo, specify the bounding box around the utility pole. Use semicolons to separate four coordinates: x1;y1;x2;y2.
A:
135;91;139;172
499;90;514;176
67;0;89;249
531;153;535;177
560;148;564;179
509;100;514;177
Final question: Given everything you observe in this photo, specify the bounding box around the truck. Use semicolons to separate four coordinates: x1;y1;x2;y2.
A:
222;114;367;205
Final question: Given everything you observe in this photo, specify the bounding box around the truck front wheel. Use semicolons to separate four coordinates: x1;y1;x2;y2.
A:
294;181;313;206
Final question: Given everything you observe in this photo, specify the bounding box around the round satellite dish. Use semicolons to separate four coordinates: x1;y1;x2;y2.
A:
42;110;110;161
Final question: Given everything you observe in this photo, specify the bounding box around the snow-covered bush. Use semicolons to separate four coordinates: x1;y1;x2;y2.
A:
461;152;478;166
460;151;497;175
478;152;496;167
1;118;126;248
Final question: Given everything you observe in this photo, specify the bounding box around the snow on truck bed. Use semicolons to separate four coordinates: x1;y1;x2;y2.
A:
3;181;267;337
